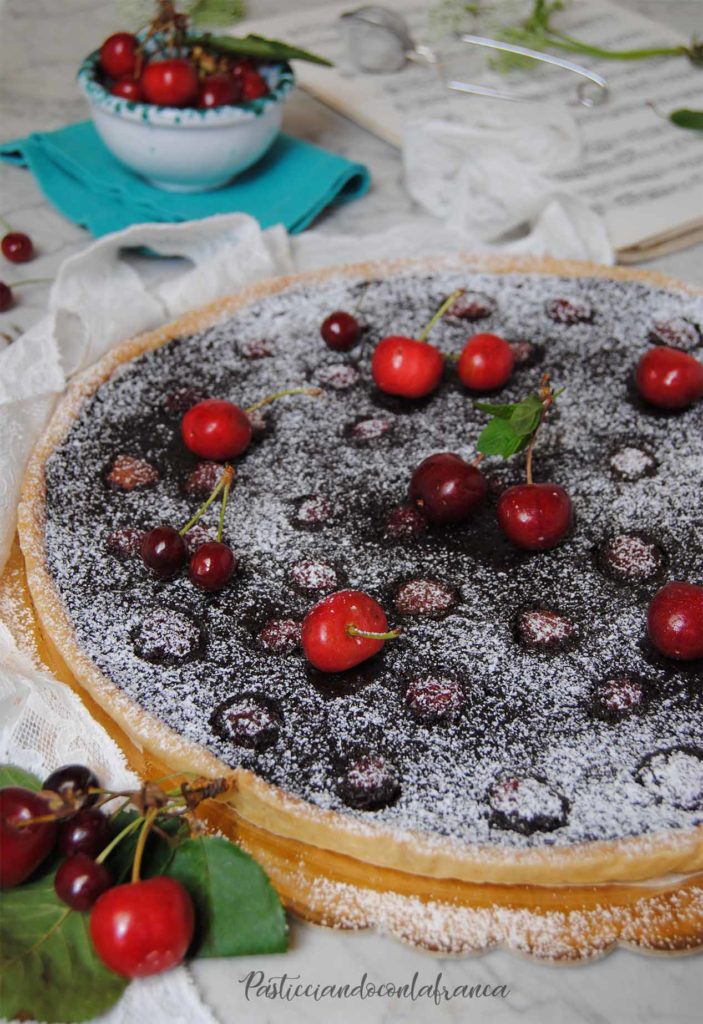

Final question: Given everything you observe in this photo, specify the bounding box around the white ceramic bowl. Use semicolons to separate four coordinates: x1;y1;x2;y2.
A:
77;49;295;192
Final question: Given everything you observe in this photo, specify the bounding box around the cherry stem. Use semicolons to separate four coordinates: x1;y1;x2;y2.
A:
8;278;53;289
245;386;322;415
216;473;231;542
345;624;402;641
0;215;12;233
525;373;554;487
418;289;464;342
95;813;144;865
471;453;485;468
131;807;158;883
179;464;234;536
351;282;370;318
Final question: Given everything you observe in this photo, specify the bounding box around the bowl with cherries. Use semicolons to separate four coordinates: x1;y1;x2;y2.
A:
76;2;329;192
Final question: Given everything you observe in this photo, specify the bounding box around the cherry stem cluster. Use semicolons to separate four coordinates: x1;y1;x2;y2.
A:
179;464;235;538
525;373;555;486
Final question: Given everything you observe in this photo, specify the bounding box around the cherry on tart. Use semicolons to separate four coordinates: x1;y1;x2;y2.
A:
647;581;703;661
141;58;199;108
301;590;400;673
0;787;57;888
457;332;514;392
99;32;138;78
635;346;703;410
90;876;194;978
371;289;462;399
409;452;487;524
55;853;112;912
320;311;361;351
189;540;237;590
140;525;186;578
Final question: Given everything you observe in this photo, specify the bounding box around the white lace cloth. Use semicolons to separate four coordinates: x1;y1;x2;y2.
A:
0;208;612;1023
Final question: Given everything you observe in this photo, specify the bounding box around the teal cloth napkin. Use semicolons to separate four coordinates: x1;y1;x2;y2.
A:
0;121;370;237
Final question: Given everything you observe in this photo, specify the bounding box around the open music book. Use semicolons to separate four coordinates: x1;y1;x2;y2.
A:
237;0;703;263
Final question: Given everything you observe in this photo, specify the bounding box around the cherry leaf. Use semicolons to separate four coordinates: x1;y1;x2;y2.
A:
509;394;543;436
163;835;288;958
476;418;530;457
0;764;42;790
473;400;518;421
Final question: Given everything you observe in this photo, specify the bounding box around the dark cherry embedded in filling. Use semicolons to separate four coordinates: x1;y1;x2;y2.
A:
609;445;657;482
133;608;202;664
445;290;496;320
404;675;466;724
294;494;334;527
258;618;301;654
394;577;458;617
317;364;360;391
599;533;663;580
636;748;703;810
337;754;400;810
211;695;282;751
239;337;274;359
348;416;393;443
545;298;594;324
247;408;269;438
515;608;577;649
488;776;568;835
593;674;645;719
649;317;701;352
290;560;338;593
162;387;205;415
509;340;540;367
183;461;223;498
384;504;427;539
105;454;159;491
106;526;144;559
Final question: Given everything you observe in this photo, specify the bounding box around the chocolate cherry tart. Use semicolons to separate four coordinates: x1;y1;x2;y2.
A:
16;257;703;948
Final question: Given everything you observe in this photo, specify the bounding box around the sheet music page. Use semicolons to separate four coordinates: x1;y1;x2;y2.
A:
238;1;703;254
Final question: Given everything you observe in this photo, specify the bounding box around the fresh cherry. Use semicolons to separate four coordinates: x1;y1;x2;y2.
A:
320;311;361;351
188;540;237;590
0;787;57;888
141;58;199;108
55;853;111;911
99;32;138;79
182;399;252;460
496;483;573;551
59;808;112;859
111;76;143;101
198;73;238;108
457;332;514;391
241;70;269;100
647;581;703;661
90;877;194;978
140;526;187;578
371;336;443;399
43;764;100;809
0;282;13;312
635;346;703;410
301;590;399;673
2;232;34;264
409;452;487;524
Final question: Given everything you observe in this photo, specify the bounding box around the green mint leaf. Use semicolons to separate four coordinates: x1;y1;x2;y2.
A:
0;868;127;1022
164;836;288;958
192;33;333;65
476;417;530;458
473;400;518;421
509;394;543;436
0;764;42;790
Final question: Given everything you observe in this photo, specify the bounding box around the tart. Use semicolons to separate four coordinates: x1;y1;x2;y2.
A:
16;256;703;925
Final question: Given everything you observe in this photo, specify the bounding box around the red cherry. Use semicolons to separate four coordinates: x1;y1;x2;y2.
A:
198;73;238;108
0;787;57;888
301;589;397;673
231;58;255;79
371;336;444;399
99;32;138;79
241;70;269;100
55;853;112;911
635;346;703;410
410;452;487;524
182;399;252;460
647;581;703;661
111;76;143;101
59;808;112;859
0;282;13;312
141;526;186;578
43;764;100;809
496;483;573;551
188;541;237;590
141;59;199;108
90;877;194;978
320;311;361;351
2;232;34;264
457;332;514;391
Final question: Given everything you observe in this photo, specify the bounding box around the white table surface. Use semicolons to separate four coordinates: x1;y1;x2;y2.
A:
1;2;701;1022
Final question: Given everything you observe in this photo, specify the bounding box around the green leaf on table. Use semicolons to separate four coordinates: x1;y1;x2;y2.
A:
476;417;531;457
669;108;703;130
0;870;127;1023
192;32;333;66
0;764;42;790
164;835;288;958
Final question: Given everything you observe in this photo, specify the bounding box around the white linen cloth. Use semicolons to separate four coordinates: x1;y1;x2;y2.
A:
0;208;612;1023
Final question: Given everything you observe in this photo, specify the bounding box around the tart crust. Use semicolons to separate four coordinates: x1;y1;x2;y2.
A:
17;254;703;888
